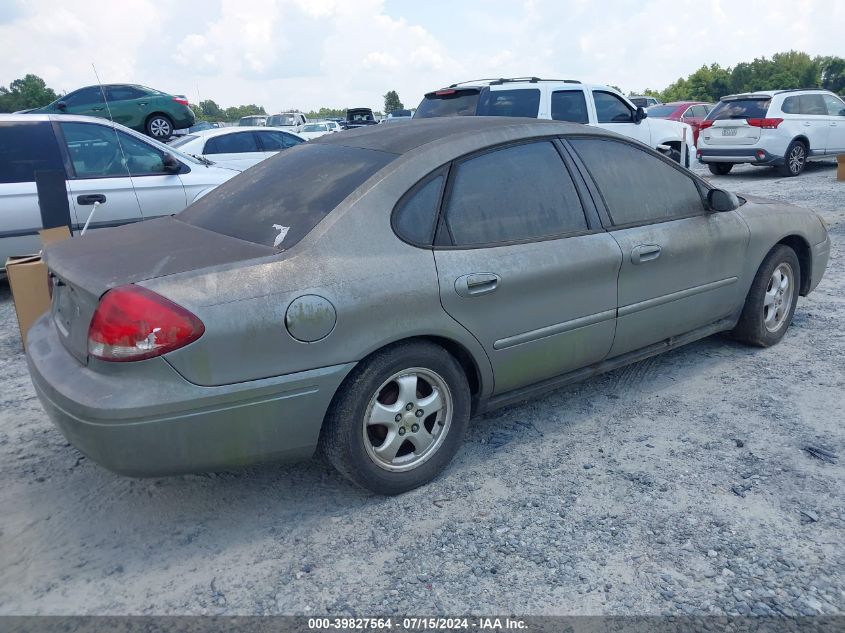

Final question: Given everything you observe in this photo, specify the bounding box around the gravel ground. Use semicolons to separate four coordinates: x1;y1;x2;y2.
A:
0;160;843;617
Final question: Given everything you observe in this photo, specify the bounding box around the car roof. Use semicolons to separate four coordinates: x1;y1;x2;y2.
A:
313;116;604;155
662;101;709;106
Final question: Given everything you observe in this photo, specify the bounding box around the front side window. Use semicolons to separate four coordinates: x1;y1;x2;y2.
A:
823;94;845;116
0;122;64;184
592;91;634;123
60;122;130;178
258;131;303;151
113;130;170;176
570;138;703;226
443;141;587;246
62;87;105;108
204;133;260;154
646;104;678;118
551;90;589;123
393;175;444;245
476;89;540;118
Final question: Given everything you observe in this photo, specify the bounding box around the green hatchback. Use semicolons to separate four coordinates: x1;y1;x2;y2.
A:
32;84;195;139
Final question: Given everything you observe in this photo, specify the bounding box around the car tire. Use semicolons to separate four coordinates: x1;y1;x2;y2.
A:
320;341;471;495
145;114;173;139
732;245;800;347
778;140;807;177
667;148;690;168
708;163;733;176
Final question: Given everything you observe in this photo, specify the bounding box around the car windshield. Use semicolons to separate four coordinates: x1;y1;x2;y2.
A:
647;105;679;117
269;115;296;126
170;134;198;148
178;144;396;249
707;98;771;120
239;117;266;126
301;124;326;132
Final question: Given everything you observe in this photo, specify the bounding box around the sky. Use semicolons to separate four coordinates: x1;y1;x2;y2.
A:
0;0;841;113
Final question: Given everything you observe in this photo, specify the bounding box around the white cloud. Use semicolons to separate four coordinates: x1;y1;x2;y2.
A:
0;0;840;112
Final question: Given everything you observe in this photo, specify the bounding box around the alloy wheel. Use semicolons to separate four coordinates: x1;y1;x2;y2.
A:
788;145;805;175
763;263;794;332
149;117;172;138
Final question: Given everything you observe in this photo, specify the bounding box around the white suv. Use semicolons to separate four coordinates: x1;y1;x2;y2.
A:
415;77;695;165
697;89;845;177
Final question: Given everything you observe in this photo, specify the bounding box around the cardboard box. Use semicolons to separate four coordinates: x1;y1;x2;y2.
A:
838;155;845;182
5;226;71;349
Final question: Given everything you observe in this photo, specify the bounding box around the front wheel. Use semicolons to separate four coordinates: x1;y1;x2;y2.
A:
732;245;800;347
145;114;173;139
708;163;733;175
320;341;471;495
778;140;807;177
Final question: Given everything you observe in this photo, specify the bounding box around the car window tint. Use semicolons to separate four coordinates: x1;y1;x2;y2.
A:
692;105;708;117
114;130;168;176
394;175;443;245
823;94;845;116
592;91;634;123
106;86;146;101
204;132;260;154
258;131;302;151
62;87;105;107
647;104;677;118
444;142;587;246
799;94;827;115
571;138;703;225
179;144;395;249
476;89;540;118
60;122;130;178
0;121;64;184
708;98;771;120
551;90;589;123
415;89;480;118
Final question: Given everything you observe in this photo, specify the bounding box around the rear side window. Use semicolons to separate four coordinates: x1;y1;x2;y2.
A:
799;94;827;115
707;98;771;120
571;138;703;226
415;89;480;118
476;89;540;118
179;144;395;249
204;133;260;154
393;175;444;245
443;141;587;246
691;105;709;118
258;131;303;151
551;91;589;123
0;122;64;184
106;86;147;101
646;104;678;118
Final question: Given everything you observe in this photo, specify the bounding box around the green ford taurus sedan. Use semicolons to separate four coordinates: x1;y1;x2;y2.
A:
30;83;195;139
26;117;830;495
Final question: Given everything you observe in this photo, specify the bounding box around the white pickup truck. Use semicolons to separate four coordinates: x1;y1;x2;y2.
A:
415;77;695;165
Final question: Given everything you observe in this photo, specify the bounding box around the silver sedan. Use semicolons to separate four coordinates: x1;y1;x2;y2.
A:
26;117;830;494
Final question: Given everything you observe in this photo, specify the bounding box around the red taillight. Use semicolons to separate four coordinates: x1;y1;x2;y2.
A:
746;118;783;129
88;286;204;362
172;96;190;106
699;120;714;130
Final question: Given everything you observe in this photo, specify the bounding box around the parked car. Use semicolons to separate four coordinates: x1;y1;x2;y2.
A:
0;114;239;268
28;84;196;140
169;127;304;170
415;78;694;165
266;112;308;130
344;108;378;129
27;118;830;495
297;121;342;140
385;109;414;123
629;95;662;108
697;89;845;177
237;115;268;127
647;101;714;145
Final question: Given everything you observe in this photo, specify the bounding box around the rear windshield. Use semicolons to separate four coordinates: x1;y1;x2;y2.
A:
416;87;541;119
646;105;678;117
415;89;481;118
178;144;396;249
268;115;296;126
707;98;771;120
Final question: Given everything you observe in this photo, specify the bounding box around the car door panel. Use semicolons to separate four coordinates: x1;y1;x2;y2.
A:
823;95;845;152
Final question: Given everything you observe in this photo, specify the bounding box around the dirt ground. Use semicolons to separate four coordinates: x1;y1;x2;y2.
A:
0;159;843;616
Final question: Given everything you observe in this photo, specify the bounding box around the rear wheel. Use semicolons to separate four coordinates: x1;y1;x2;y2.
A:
320;341;471;495
145;114;173;139
732;245;800;347
708;163;733;176
778;140;807;177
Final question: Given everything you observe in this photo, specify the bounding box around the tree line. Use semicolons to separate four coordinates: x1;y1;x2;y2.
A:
638;51;845;103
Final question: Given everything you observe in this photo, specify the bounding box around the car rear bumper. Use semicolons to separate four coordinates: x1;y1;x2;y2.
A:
25;313;354;476
697;147;783;166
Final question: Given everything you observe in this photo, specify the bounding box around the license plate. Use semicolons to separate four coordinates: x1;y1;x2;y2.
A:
722;128;738;136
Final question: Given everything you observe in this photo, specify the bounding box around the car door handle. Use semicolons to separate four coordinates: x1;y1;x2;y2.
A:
631;244;661;264
91;107;104;111
803;121;812;127
139;102;147;107
455;273;500;297
77;194;106;205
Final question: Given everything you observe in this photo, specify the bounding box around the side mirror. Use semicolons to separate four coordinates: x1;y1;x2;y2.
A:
634;106;647;123
56;101;67;111
839;109;845;117
162;152;181;174
707;188;740;212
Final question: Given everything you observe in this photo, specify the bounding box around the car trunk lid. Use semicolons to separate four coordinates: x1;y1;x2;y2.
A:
45;216;275;364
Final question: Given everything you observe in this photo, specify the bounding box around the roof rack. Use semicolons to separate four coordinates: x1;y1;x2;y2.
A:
772;87;822;94
447;77;581;88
